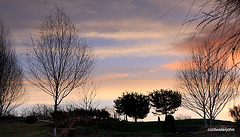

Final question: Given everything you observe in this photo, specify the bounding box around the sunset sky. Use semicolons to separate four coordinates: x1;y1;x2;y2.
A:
0;0;237;121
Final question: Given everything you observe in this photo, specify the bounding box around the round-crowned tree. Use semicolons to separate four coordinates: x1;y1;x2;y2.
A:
149;89;181;120
114;92;150;122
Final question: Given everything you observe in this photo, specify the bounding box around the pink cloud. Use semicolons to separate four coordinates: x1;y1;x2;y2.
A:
150;61;182;72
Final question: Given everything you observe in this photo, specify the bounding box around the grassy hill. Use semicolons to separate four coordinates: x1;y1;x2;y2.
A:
0;118;237;137
0;119;49;137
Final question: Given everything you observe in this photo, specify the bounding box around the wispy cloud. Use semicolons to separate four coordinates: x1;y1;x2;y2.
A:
84;31;170;40
150;61;182;72
95;42;174;59
95;73;131;81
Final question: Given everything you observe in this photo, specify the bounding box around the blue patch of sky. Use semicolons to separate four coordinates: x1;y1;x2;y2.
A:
95;55;179;76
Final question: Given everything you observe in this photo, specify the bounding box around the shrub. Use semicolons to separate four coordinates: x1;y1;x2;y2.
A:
163;115;176;132
229;105;240;122
26;116;38;124
0;115;15;122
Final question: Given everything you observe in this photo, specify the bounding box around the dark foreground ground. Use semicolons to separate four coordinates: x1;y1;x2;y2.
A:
0;118;238;137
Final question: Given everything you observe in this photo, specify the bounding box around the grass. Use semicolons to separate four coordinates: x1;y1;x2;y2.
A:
0;119;49;137
175;119;234;126
0;118;237;137
81;119;236;136
96;120;164;136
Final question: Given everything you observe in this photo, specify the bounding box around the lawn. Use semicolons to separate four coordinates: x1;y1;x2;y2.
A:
0;118;237;137
0;119;49;137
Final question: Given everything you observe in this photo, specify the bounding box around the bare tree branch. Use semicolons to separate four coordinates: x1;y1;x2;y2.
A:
0;17;26;116
75;80;100;110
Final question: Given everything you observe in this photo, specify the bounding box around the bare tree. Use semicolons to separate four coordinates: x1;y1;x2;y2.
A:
0;18;25;116
176;41;240;127
76;80;100;110
27;8;94;113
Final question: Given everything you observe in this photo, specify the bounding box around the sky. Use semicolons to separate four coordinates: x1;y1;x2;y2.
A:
0;0;237;121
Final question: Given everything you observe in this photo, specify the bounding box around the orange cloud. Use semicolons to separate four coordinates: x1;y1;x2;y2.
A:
150;61;182;72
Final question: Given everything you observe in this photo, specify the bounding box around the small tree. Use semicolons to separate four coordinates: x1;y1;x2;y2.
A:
149;89;181;120
27;8;94;113
27;8;94;137
76;80;100;110
114;92;150;122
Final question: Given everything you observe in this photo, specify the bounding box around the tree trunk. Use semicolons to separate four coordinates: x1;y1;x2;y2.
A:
203;111;208;128
158;116;160;122
204;118;208;128
125;114;128;122
53;127;57;137
135;117;137;122
210;119;213;127
53;99;58;137
165;113;167;121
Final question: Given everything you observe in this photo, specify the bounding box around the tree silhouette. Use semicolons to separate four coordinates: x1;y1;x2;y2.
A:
0;17;25;116
27;8;94;137
76;80;100;110
149;89;181;120
27;8;94;113
229;105;240;122
176;41;240;127
114;92;150;122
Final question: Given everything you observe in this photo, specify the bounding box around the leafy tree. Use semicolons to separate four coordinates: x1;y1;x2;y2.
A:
0;18;25;116
149;89;181;120
114;92;150;122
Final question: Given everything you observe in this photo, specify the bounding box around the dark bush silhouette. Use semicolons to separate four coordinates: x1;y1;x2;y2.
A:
26;116;38;124
149;89;181;119
21;104;53;120
229;105;240;122
114;92;150;122
163;115;176;132
0;115;15;122
93;109;111;120
51;111;69;128
229;105;240;136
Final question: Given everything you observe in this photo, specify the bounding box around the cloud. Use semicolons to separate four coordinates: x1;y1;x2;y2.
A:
83;31;176;40
167;24;220;56
150;61;182;72
0;0;203;60
95;73;131;81
83;31;169;40
95;42;171;59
